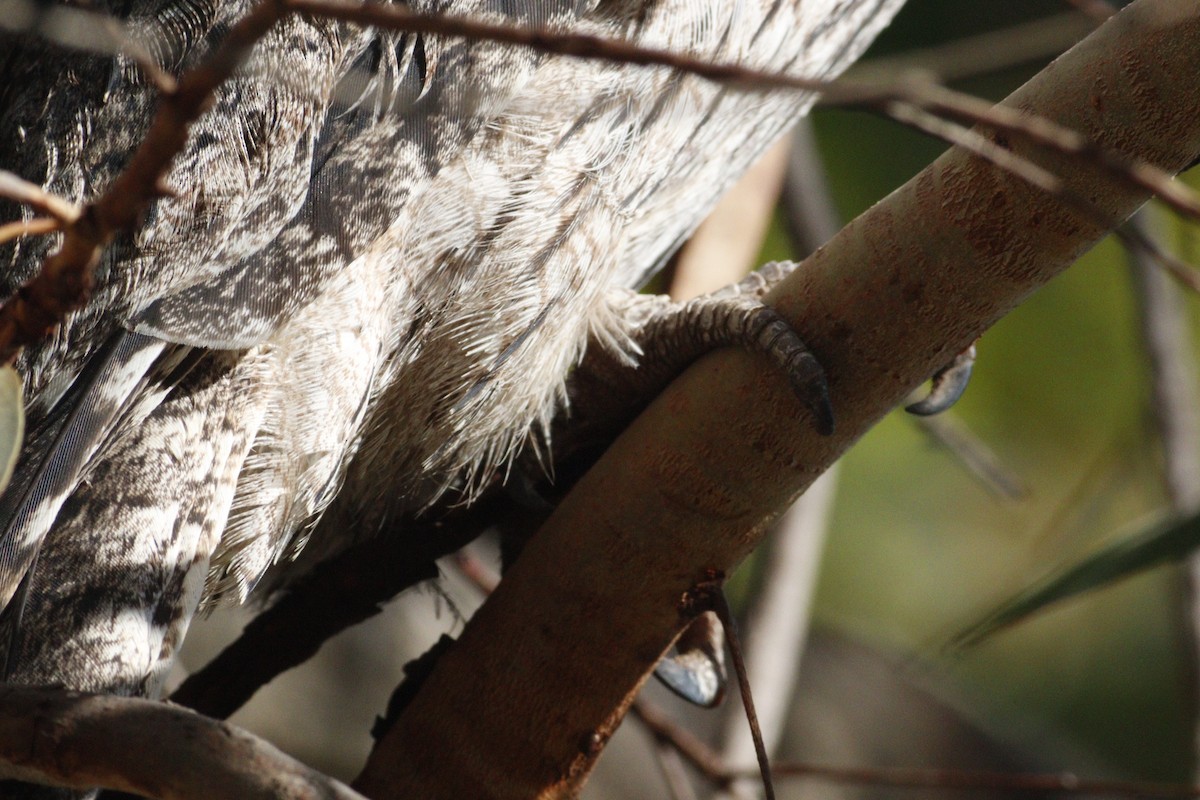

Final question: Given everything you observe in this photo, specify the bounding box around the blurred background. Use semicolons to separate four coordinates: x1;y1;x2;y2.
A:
179;0;1200;796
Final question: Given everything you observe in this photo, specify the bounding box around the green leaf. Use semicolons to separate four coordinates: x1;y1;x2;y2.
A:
0;365;23;494
950;510;1200;650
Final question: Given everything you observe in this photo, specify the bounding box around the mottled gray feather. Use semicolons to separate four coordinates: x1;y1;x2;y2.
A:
0;331;166;638
0;0;907;744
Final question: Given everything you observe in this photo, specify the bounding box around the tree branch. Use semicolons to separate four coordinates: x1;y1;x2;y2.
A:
351;1;1200;797
0;685;366;799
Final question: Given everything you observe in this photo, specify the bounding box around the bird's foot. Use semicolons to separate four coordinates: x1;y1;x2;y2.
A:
565;261;833;449
625;276;834;436
509;263;833;522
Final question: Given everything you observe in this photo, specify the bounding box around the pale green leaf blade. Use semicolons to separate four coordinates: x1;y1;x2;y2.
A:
951;511;1200;650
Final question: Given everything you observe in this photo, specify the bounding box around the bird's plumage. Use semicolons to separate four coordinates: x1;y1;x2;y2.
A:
0;0;904;699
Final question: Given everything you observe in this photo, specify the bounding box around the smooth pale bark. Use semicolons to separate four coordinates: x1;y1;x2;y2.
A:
356;2;1200;797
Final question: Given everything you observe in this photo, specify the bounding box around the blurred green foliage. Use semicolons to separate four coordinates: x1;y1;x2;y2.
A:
758;0;1198;782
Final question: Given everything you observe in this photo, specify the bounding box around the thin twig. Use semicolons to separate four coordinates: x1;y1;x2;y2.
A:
883;82;1200;221
14;0;1170;226
0;218;61;246
5;0;1197;369
709;588;775;800
630;698;728;786
1116;227;1200;295
283;0;830;90
11;0;1171;229
0;171;80;226
716;459;840;798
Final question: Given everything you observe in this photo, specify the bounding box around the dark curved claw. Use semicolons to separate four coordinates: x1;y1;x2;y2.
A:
653;610;727;708
783;350;834;437
730;299;834;436
906;344;976;416
661;294;835;436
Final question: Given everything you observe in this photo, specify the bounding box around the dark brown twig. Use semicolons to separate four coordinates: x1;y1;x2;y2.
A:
630;698;728;786
171;498;500;719
13;0;1178;230
705;587;774;800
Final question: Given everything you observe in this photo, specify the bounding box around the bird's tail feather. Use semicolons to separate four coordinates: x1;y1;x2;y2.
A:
0;330;166;676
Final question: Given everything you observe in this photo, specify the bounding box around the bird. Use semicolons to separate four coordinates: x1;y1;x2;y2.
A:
0;0;906;751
